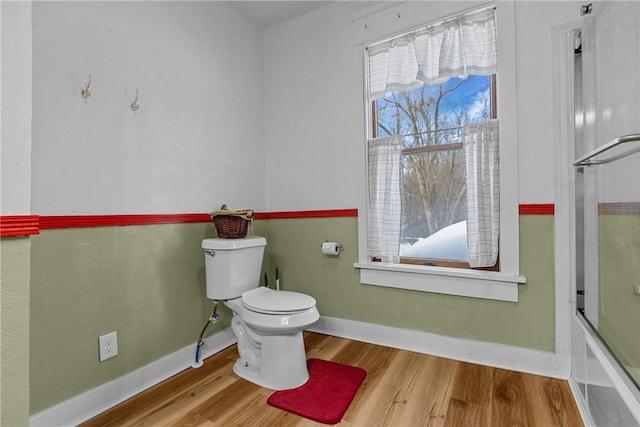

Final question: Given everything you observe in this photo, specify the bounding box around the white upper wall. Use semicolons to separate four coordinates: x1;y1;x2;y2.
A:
1;1;32;215
27;1;584;215
263;1;581;210
515;1;582;203
263;1;368;212
31;1;266;215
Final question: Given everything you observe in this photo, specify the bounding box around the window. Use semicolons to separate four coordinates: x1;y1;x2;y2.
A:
373;75;498;269
355;2;525;301
365;5;500;270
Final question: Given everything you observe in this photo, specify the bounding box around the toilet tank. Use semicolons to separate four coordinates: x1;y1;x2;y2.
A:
201;236;266;300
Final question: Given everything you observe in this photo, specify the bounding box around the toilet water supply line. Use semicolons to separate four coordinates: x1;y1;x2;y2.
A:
192;301;219;368
193;267;280;368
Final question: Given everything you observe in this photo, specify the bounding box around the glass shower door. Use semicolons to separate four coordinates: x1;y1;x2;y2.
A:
576;1;640;388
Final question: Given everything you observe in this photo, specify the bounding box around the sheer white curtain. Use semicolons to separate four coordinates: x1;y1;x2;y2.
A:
368;6;497;100
464;119;500;268
368;136;402;263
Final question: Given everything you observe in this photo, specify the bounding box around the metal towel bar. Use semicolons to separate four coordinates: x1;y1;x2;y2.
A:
573;133;640;166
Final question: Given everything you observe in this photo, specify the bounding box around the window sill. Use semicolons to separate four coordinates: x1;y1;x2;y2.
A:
353;262;526;302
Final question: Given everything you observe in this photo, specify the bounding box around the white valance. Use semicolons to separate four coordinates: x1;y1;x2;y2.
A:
368;7;497;100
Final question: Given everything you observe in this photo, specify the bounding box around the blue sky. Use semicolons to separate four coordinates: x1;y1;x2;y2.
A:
436;75;491;117
377;75;492;136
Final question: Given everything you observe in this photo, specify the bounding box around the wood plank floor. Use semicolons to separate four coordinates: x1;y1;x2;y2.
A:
81;332;583;426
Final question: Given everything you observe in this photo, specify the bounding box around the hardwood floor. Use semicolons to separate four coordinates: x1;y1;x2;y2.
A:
81;332;583;426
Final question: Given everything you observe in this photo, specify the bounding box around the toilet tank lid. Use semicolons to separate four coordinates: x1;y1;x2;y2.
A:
202;236;266;250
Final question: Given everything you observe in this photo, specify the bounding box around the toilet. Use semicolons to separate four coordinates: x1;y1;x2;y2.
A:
201;236;319;390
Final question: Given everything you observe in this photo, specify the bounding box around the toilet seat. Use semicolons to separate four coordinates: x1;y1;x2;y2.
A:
241;287;316;315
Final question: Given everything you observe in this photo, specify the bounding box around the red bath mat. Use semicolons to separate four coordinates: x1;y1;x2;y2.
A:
267;358;367;424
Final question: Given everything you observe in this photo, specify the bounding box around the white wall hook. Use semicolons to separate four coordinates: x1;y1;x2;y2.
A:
130;89;140;111
81;74;92;99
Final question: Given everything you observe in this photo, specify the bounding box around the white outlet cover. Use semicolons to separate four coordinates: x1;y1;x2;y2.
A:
99;331;118;362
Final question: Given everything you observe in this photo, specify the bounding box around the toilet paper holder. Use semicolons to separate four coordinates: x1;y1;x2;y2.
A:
321;241;343;256
320;241;342;248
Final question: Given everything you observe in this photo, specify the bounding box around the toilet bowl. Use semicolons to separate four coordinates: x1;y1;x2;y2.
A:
225;287;319;389
201;237;319;390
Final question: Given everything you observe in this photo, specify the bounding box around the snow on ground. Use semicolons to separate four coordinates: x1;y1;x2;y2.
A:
400;221;468;261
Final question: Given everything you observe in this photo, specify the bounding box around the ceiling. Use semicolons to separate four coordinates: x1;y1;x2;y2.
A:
225;1;332;29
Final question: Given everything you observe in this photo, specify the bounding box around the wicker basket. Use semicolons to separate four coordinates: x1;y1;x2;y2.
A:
209;209;254;239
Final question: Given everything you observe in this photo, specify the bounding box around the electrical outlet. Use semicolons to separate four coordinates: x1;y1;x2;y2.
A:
99;331;118;362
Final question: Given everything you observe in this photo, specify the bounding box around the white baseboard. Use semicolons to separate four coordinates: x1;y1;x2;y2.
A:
308;316;571;379
29;328;236;427
31;315;571;427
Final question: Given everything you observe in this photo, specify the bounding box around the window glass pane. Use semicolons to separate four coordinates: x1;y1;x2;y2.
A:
374;75;493;262
376;76;492;140
400;148;467;261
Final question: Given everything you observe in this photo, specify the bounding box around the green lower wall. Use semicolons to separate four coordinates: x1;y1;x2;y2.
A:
29;221;265;414
1;237;31;426
265;215;556;351
29;215;555;414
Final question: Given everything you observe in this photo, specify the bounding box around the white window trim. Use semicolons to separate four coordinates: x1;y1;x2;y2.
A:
355;1;525;302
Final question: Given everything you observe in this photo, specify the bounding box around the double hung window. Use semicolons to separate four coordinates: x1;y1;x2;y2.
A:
365;5;500;270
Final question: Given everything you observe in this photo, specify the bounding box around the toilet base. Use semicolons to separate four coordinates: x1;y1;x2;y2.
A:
233;332;310;390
